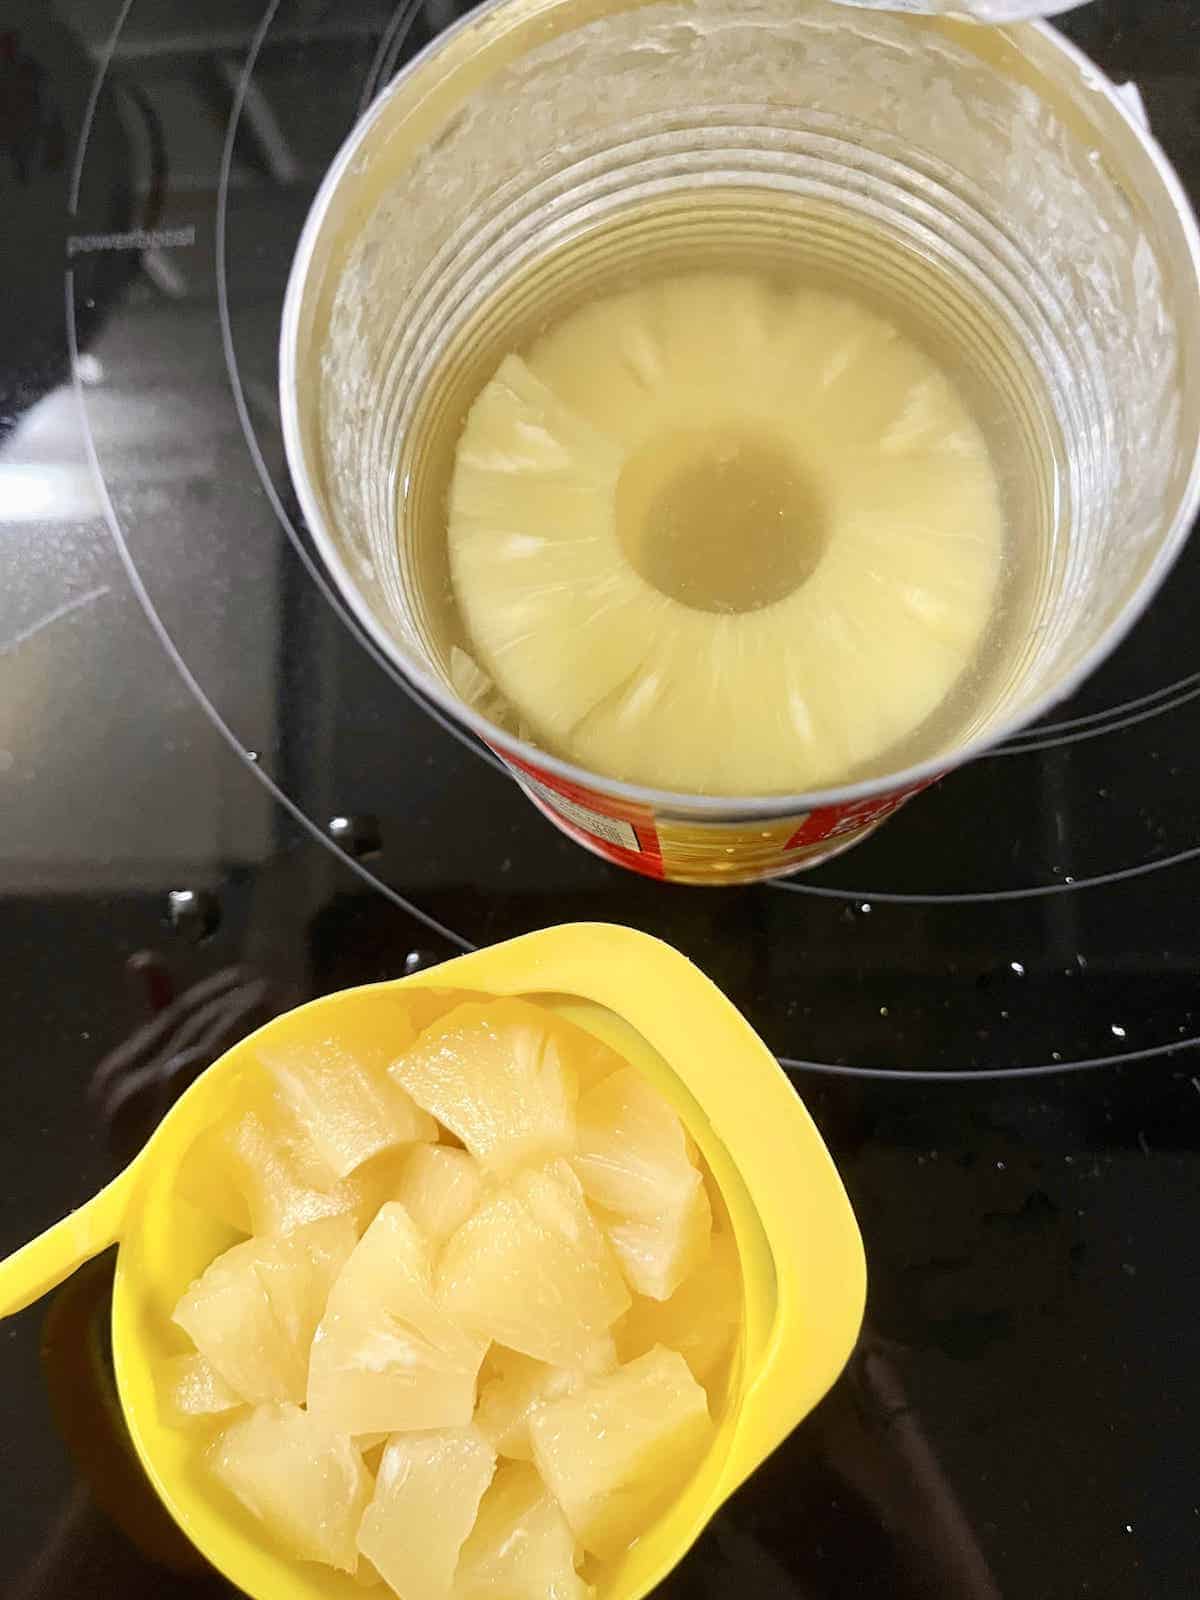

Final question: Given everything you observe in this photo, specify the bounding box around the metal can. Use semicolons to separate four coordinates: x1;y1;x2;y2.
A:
280;0;1200;885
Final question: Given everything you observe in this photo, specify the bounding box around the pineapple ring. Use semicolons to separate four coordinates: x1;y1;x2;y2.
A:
447;270;1006;795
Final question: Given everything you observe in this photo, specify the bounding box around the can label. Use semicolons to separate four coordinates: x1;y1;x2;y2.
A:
504;751;933;883
512;761;665;877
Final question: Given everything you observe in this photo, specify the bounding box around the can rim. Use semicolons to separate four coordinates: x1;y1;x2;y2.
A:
279;4;1200;821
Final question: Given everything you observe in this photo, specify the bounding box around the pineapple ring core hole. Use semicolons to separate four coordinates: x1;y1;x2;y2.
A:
615;423;829;614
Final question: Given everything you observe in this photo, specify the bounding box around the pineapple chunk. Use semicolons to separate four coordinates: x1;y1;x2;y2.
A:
356;1427;496;1600
256;992;438;1178
173;1217;355;1405
254;1213;358;1352
574;1067;712;1300
184;1075;432;1239
395;1144;483;1249
174;1239;290;1403
439;1161;630;1366
529;1346;712;1559
618;1228;741;1387
308;1201;487;1435
183;1095;365;1237
475;1337;616;1461
601;1197;711;1305
456;1461;589;1600
208;1402;372;1573
391;999;580;1176
573;1067;698;1219
161;1352;243;1424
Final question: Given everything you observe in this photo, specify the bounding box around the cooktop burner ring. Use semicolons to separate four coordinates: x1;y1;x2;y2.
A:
766;832;1200;903
997;671;1200;753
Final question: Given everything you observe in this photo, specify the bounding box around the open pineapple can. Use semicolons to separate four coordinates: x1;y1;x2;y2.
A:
281;0;1200;884
51;924;863;1599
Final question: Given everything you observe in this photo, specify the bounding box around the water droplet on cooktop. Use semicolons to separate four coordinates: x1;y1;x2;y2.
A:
327;813;383;859
245;749;260;764
165;887;220;942
1010;960;1025;976
404;950;433;974
1111;1023;1127;1039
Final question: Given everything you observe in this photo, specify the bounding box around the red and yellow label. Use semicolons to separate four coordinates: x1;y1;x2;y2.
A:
504;751;933;884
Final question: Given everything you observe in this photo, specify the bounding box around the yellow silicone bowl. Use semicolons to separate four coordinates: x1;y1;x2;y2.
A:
0;924;865;1599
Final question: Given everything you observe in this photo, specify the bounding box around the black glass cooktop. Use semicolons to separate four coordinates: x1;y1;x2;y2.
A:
2;1;1199;1596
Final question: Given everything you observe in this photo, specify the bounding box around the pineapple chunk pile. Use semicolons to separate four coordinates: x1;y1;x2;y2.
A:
166;991;740;1597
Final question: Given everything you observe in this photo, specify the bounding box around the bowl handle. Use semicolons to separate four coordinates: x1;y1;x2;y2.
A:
0;1163;139;1318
